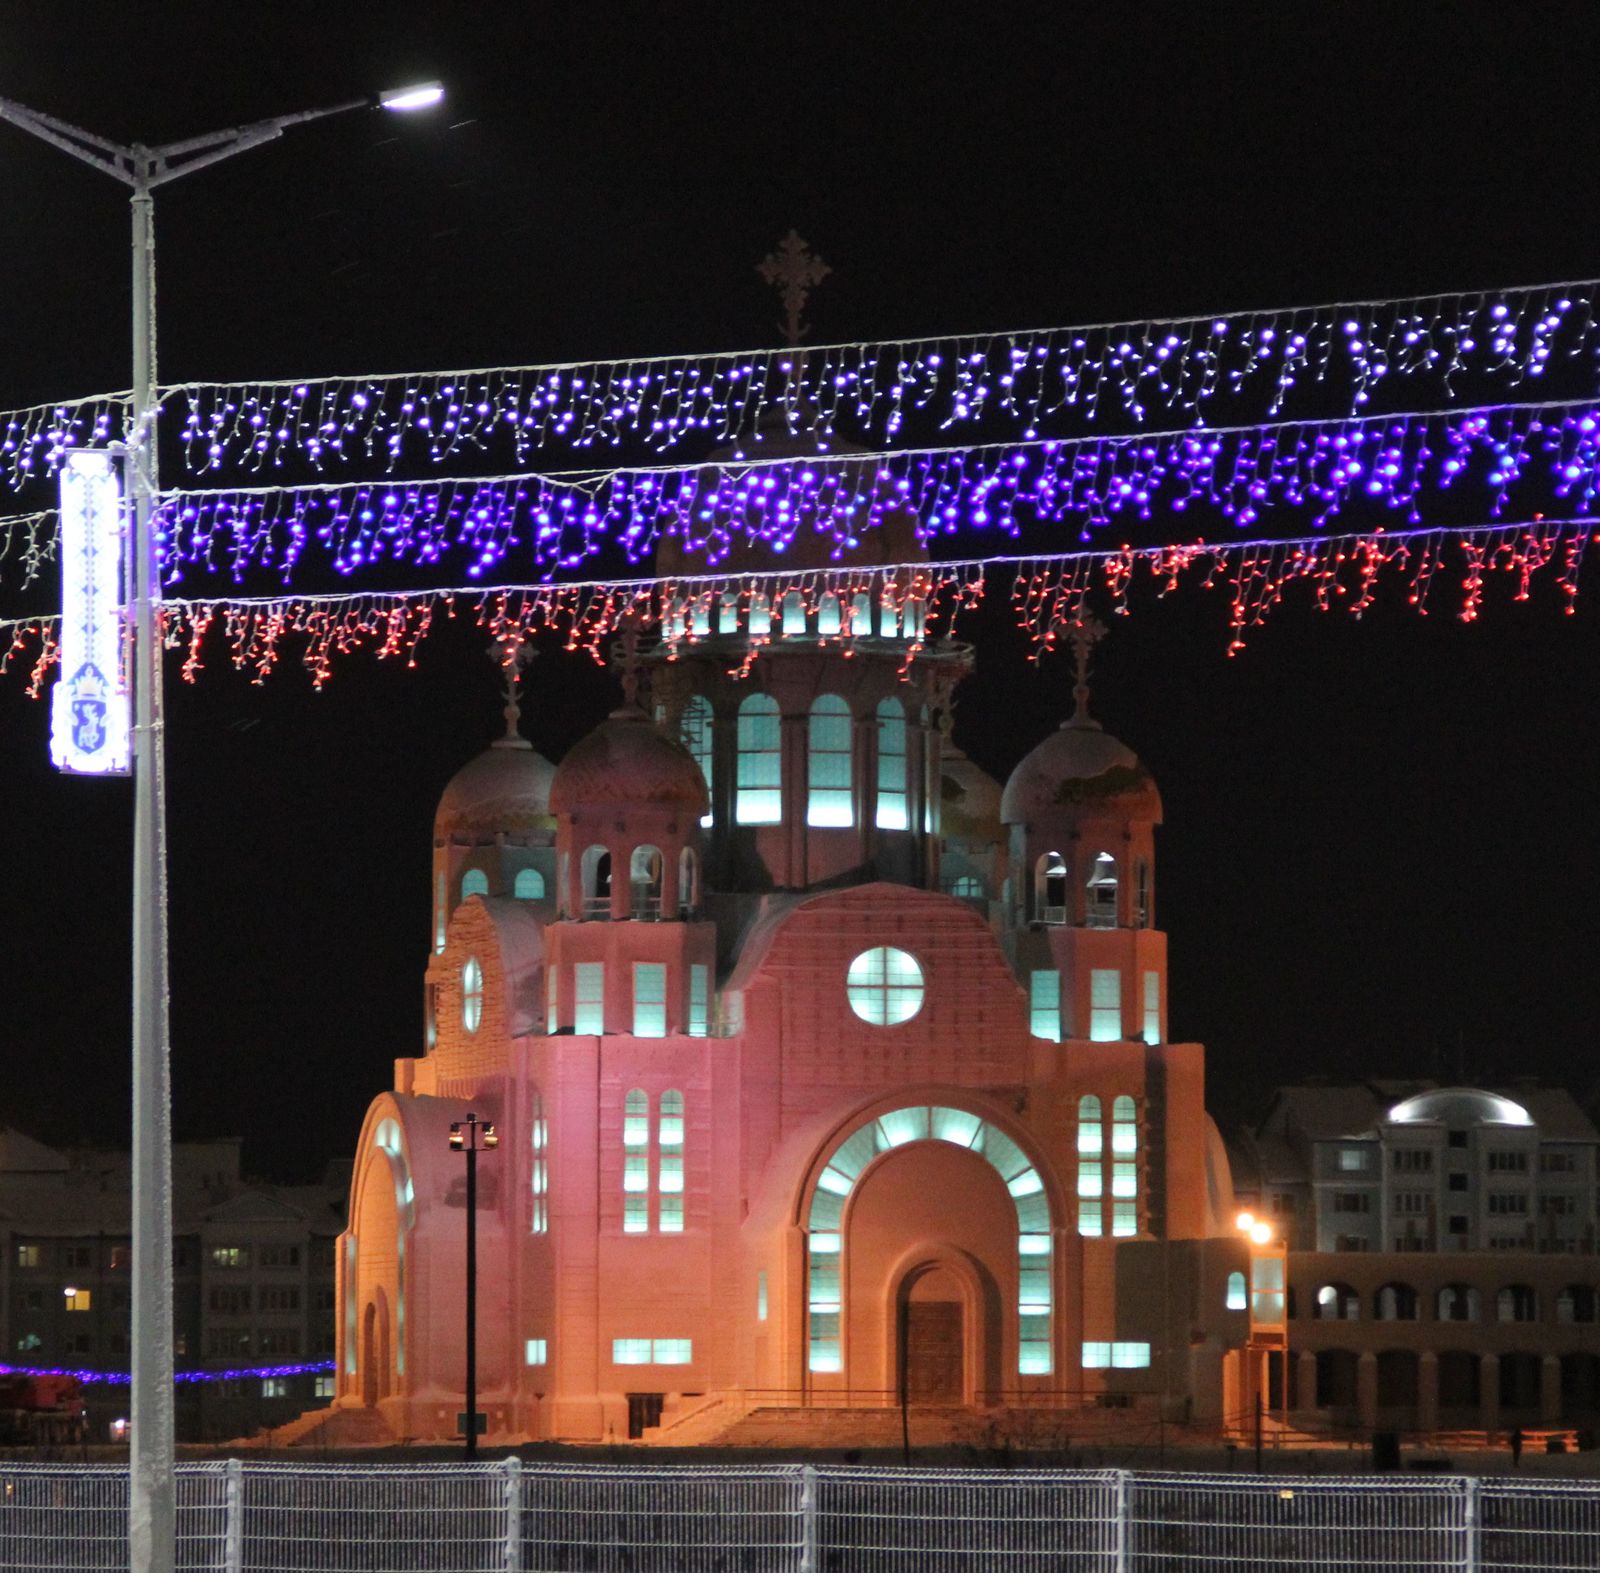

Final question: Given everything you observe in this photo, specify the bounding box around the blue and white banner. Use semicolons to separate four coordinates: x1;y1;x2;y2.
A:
51;450;130;775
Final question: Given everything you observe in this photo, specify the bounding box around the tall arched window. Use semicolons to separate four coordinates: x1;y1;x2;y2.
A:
817;593;842;637
658;1090;685;1232
875;697;908;830
736;694;782;824
747;594;771;639
678;847;699;914
679;695;714;827
629;845;663;920
1136;860;1151;928
877;592;899;639
807;696;854;827
461;957;483;1034
581;846;612;918
781;591;806;636
1036;852;1069;924
514;868;545;900
1086;852;1119;928
851;592;873;634
1226;1271;1247;1311
529;1090;548;1234
690;596;711;637
1077;1095;1103;1237
434;871;447;954
717;590;740;635
1111;1096;1138;1236
461;868;489;901
622;1090;649;1233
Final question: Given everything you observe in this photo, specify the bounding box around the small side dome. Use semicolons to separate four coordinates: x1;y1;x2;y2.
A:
1386;1088;1534;1128
550;708;710;817
1001;721;1162;824
940;743;1003;843
435;735;557;842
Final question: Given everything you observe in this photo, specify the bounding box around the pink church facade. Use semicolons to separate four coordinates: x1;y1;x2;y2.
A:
336;606;1261;1442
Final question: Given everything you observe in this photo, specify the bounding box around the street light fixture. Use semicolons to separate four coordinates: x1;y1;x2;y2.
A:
449;1113;498;1460
0;78;443;1573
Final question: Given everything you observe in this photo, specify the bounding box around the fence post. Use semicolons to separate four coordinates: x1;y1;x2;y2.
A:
799;1464;818;1573
1113;1470;1130;1573
500;1456;522;1573
223;1458;243;1573
1462;1476;1481;1573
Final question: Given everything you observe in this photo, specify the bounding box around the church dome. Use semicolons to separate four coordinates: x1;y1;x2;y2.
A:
435;736;557;841
1000;721;1162;824
1386;1088;1534;1128
550;708;710;817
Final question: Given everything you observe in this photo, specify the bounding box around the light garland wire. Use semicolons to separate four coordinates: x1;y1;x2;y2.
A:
164;275;1600;476
0;1359;333;1386
0;509;58;589
0;393;128;491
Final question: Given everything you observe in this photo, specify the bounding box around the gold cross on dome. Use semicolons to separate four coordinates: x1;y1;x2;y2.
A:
1068;614;1107;726
758;230;831;346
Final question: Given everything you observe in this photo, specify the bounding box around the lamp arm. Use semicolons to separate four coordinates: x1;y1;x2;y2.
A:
0;96;134;184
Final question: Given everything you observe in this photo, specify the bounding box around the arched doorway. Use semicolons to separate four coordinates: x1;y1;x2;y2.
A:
360;1288;392;1407
896;1262;971;1404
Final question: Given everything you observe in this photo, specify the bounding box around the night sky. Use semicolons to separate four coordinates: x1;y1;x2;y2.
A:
2;4;1598;1180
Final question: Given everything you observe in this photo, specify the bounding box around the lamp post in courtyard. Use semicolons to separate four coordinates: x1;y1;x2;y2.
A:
450;1113;498;1458
0;79;443;1573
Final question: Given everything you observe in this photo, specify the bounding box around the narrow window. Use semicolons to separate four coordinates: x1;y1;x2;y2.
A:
1077;1094;1103;1236
747;594;771;639
658;1089;685;1233
688;964;709;1038
807;696;854;827
529;1090;548;1233
629;845;664;920
736;694;782;824
434;870;447;954
757;1270;769;1321
679;847;699;914
1089;969;1122;1042
717;590;740;634
623;1089;649;1233
1142;972;1161;1045
461;957;483;1034
781;590;807;635
1029;970;1061;1042
514;868;545;900
1226;1270;1247;1311
1136;860;1151;927
545;968;557;1033
1111;1095;1138;1234
461;868;489;902
817;593;842;637
875;698;909;829
633;963;666;1038
808;1231;842;1372
679;695;714;828
850;591;873;634
878;592;900;639
1086;852;1118;928
1036;852;1069;924
575;962;605;1035
581;846;612;918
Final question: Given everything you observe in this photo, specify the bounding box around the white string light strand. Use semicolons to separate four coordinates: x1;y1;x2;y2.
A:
164;276;1600;476
0;509;59;589
0;392;129;491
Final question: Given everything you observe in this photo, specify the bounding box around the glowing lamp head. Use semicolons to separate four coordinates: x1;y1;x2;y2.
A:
1250;1221;1274;1246
482;1124;499;1150
448;1123;464;1150
379;81;445;112
1234;1211;1255;1234
62;1286;77;1299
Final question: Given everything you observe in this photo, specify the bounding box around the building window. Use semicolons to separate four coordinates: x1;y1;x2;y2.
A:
435;870;447;954
14;1334;39;1353
1488;1151;1529;1172
1226;1270;1247;1311
575;962;605;1035
580;845;612;919
525;1338;548;1365
1448;1215;1470;1235
806;695;854;827
1029;970;1061;1042
1331;1193;1371;1214
946;874;984;898
1391;1149;1433;1173
736;694;783;824
875;698;908;830
461;868;489;902
1337;1147;1369;1172
514;868;544;900
628;845;664;921
62;1244;91;1269
63;1288;92;1312
757;1271;768;1322
1448;1172;1469;1191
623;1089;649;1233
1036;852;1069;923
261;1378;288;1399
612;1338;692;1366
15;1244;38;1269
846;946;924;1025
817;592;842;637
1488;1193;1529;1215
461;956;483;1034
807;1232;842;1373
1136;860;1150;927
1498;1284;1538;1323
1085;852;1118;928
747;594;772;638
1142;972;1160;1046
633;963;667;1038
1541;1151;1578;1174
679;696;714;829
1089;970;1121;1042
530;1089;548;1234
1077;1094;1103;1236
658;1090;685;1233
314;1374;335;1398
1393;1192;1429;1215
211;1246;250;1269
1315;1283;1359;1320
546;968;558;1033
679;847;699;915
259;1245;299;1268
688;964;709;1038
258;1286;300;1312
1082;1342;1150;1369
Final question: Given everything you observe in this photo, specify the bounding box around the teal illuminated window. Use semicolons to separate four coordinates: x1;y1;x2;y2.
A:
515;868;544;900
525;1338;547;1365
633;963;666;1038
529;1089;548;1234
688;964;709;1037
434;871;447;954
736;694;782;824
1226;1270;1247;1311
653;1339;692;1365
807;695;854;827
575;962;604;1035
947;874;984;898
612;1338;651;1364
658;1089;684;1233
1078;1095;1102;1235
545;969;557;1034
680;695;714;827
748;595;771;638
1090;969;1122;1041
461;868;489;901
817;594;842;637
846;946;924;1025
757;1270;768;1321
1112;1201;1138;1236
875;698;908;829
781;590;806;635
461;957;483;1034
623;1089;648;1233
1142;971;1160;1045
1029;970;1061;1042
1082;1341;1150;1369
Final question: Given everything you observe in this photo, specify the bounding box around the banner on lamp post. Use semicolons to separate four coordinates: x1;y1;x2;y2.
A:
51;449;131;775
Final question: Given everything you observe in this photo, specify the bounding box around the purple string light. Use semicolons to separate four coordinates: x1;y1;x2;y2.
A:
0;1361;335;1387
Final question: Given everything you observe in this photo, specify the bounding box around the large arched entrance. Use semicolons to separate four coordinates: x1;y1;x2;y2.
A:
801;1102;1059;1400
360;1288;393;1407
347;1110;416;1406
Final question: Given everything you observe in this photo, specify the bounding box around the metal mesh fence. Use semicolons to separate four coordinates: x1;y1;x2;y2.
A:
0;1463;1593;1571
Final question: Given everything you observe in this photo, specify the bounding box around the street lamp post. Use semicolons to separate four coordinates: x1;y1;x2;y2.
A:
449;1113;498;1459
0;80;443;1573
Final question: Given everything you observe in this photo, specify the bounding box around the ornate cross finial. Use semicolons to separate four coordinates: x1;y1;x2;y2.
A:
1068;614;1108;727
757;230;831;346
492;638;536;747
616;626;643;712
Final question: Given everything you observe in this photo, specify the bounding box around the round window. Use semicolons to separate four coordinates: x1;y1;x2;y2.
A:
461;956;483;1034
846;946;924;1025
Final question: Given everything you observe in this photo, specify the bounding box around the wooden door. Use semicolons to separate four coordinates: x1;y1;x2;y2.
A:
905;1301;963;1402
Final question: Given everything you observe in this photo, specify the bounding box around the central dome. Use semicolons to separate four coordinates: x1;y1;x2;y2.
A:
435;736;557;840
1000;721;1161;824
550;708;710;816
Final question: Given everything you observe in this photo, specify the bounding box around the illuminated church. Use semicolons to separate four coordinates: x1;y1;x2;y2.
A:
333;566;1273;1442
